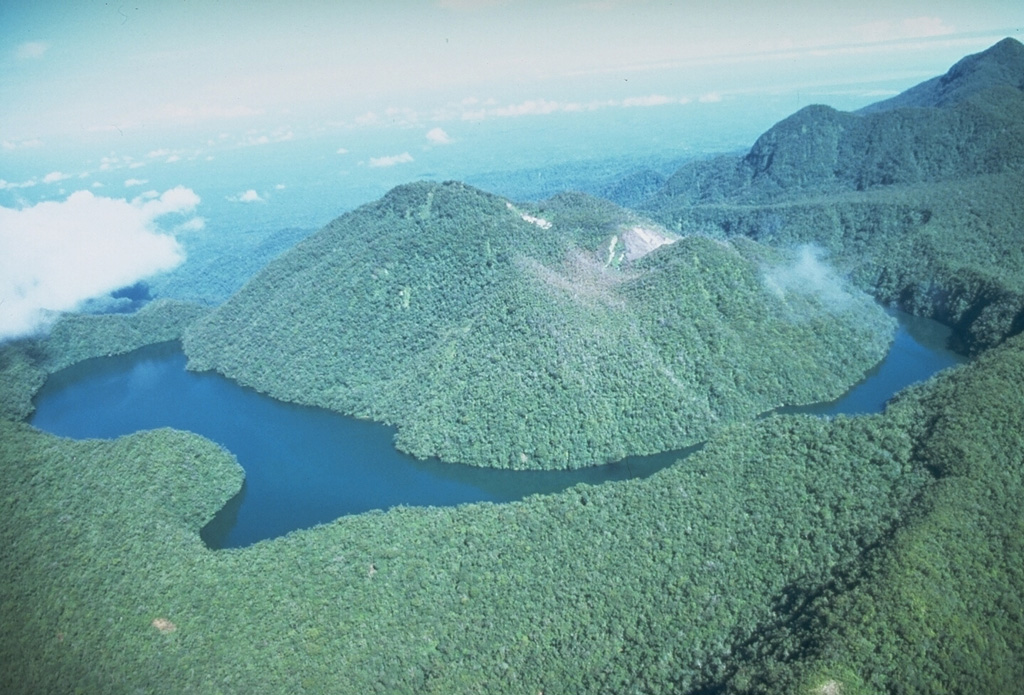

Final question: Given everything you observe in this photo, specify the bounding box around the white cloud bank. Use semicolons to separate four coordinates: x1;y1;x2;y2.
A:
3;138;43;150
15;41;49;60
457;94;693;121
0;187;196;340
0;178;37;191
229;189;264;203
621;94;675;107
369;152;414;167
426;127;454;144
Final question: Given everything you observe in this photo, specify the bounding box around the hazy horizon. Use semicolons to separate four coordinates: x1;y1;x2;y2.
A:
2;1;1023;339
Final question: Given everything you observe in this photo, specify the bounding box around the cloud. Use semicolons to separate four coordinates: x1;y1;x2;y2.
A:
42;171;69;184
3;138;43;150
763;245;856;313
97;154;147;172
383;106;419;126
369;152;414;168
355;111;379;126
137;186;200;216
177;217;206;232
494;99;562;117
241;128;294;147
622;94;674;107
457;94;691;121
229;189;264;203
854;16;955;44
698;92;723;103
426;127;454;145
461;100;548;120
0;188;196;340
15;41;49;60
0;178;37;190
100;156;119;170
124;178;148;187
336;147;349;155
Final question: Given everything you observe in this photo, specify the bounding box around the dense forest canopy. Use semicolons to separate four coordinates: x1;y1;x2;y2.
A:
183;182;892;470
2;38;1023;694
639;38;1024;354
2;296;1022;694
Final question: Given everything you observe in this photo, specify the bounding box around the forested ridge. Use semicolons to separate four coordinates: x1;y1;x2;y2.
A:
639;38;1024;353
1;38;1023;693
183;182;891;469
1;303;1022;693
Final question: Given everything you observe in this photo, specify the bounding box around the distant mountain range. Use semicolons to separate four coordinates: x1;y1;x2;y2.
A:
639;37;1024;352
644;37;1024;203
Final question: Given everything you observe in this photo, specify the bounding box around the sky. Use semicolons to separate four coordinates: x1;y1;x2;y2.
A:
3;0;1023;144
1;0;1023;340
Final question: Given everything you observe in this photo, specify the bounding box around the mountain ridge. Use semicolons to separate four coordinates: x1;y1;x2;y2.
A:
859;36;1024;113
638;37;1024;352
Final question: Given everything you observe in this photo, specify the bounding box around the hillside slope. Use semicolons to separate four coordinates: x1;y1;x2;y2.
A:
641;38;1024;352
184;182;892;469
860;36;1024;113
3;301;1021;694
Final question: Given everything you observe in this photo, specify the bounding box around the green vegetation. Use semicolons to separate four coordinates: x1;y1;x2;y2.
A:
184;181;892;469
41;299;210;372
646;173;1024;353
720;334;1024;694
0;300;208;421
0;340;46;422
464;152;686;205
2;315;1023;694
149;226;316;305
640;45;1024;354
2;38;1022;693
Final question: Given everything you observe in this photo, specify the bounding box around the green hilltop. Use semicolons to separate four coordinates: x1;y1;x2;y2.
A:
183;183;892;470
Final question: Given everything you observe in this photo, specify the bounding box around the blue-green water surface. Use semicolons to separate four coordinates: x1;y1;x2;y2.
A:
30;310;964;549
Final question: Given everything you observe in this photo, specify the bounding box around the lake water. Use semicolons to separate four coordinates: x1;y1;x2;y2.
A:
30;310;965;549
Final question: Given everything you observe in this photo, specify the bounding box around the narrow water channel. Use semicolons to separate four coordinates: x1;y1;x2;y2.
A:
30;310;965;549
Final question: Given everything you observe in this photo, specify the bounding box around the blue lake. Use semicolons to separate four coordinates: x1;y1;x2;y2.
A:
30;310;965;549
